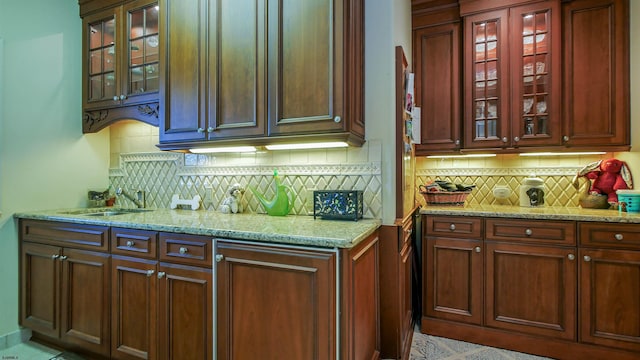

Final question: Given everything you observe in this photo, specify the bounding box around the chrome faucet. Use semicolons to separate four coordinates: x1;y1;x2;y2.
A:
116;187;146;208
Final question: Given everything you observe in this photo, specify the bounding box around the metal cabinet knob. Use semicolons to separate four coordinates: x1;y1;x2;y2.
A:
146;270;155;277
51;254;60;260
584;255;592;262
525;229;533;236
455;139;460;146
474;246;481;253
502;137;508;143
120;94;127;100
113;96;119;101
157;271;166;279
514;136;520;142
449;224;456;231
207;127;214;133
179;247;188;254
563;135;569;142
568;254;575;261
197;127;205;133
614;233;623;241
334;116;342;123
215;254;224;263
126;240;135;247
60;255;68;261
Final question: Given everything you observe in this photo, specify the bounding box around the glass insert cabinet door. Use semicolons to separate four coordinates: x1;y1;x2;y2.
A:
464;2;560;149
83;1;159;109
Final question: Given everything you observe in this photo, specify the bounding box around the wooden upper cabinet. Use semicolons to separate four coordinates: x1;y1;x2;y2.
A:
412;2;462;154
158;0;208;143
158;0;365;149
413;21;462;153
562;0;630;149
463;1;561;150
81;0;160;133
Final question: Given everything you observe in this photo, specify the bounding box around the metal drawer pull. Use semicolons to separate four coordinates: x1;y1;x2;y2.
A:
525;229;533;236
215;254;224;263
449;224;456;231
584;255;591;262
474;247;481;253
568;254;575;261
51;254;60;260
614;233;623;241
126;240;135;247
179;247;188;254
146;270;154;277
157;271;166;279
60;255;68;261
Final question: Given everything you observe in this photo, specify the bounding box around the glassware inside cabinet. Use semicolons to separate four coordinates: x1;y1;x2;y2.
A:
520;10;549;138
128;4;159;95
472;19;500;140
88;17;116;101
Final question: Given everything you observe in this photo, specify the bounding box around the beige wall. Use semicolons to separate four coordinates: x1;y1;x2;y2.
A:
0;0;110;341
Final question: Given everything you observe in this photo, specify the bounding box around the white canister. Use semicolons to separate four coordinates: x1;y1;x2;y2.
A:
520;176;545;207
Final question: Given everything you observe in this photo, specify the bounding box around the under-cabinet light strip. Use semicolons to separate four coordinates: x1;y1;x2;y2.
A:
519;152;607;156
426;154;497;159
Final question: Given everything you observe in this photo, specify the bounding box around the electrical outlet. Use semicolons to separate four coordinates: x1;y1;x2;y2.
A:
493;185;511;199
203;186;214;206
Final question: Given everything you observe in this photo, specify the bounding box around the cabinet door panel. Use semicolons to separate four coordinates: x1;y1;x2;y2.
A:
580;249;640;352
268;0;344;135
217;241;336;360
209;0;266;138
159;0;207;142
60;248;111;357
485;243;576;340
425;237;483;325
20;242;61;338
111;256;157;360
158;262;212;360
562;0;629;147
414;22;461;153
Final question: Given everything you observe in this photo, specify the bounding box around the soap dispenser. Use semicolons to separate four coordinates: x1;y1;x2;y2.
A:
520;175;545;207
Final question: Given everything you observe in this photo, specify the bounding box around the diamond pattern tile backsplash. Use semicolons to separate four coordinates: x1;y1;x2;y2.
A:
414;153;620;207
109;151;383;218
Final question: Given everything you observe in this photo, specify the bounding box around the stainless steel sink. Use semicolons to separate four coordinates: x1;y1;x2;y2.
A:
59;208;154;216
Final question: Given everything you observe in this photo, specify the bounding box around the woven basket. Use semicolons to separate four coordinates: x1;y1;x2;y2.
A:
421;191;471;206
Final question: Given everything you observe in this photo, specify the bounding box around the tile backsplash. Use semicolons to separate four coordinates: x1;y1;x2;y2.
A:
415;153;614;207
108;122;383;218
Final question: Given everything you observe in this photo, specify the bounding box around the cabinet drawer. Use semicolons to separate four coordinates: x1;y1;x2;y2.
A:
159;233;212;266
111;228;158;259
400;217;413;251
425;216;482;239
20;219;109;251
579;222;640;250
485;218;575;246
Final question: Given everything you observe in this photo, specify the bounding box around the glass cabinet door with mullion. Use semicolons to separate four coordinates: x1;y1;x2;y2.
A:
464;9;510;149
510;2;561;147
83;10;118;111
123;0;159;106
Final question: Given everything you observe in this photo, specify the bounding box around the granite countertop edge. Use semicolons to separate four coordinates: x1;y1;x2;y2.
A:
14;209;382;249
420;204;640;223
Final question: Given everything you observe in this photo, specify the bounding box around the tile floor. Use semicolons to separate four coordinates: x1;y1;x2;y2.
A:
409;331;554;360
0;331;554;360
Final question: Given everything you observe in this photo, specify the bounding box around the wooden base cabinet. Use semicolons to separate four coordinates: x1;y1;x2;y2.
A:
111;229;213;360
20;221;111;357
380;217;415;360
216;230;380;360
422;215;640;360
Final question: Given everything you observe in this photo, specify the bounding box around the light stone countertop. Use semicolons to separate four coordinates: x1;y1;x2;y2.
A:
420;204;640;223
14;208;381;249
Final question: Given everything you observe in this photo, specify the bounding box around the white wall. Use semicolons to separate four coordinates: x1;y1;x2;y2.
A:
365;0;412;225
0;0;110;338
